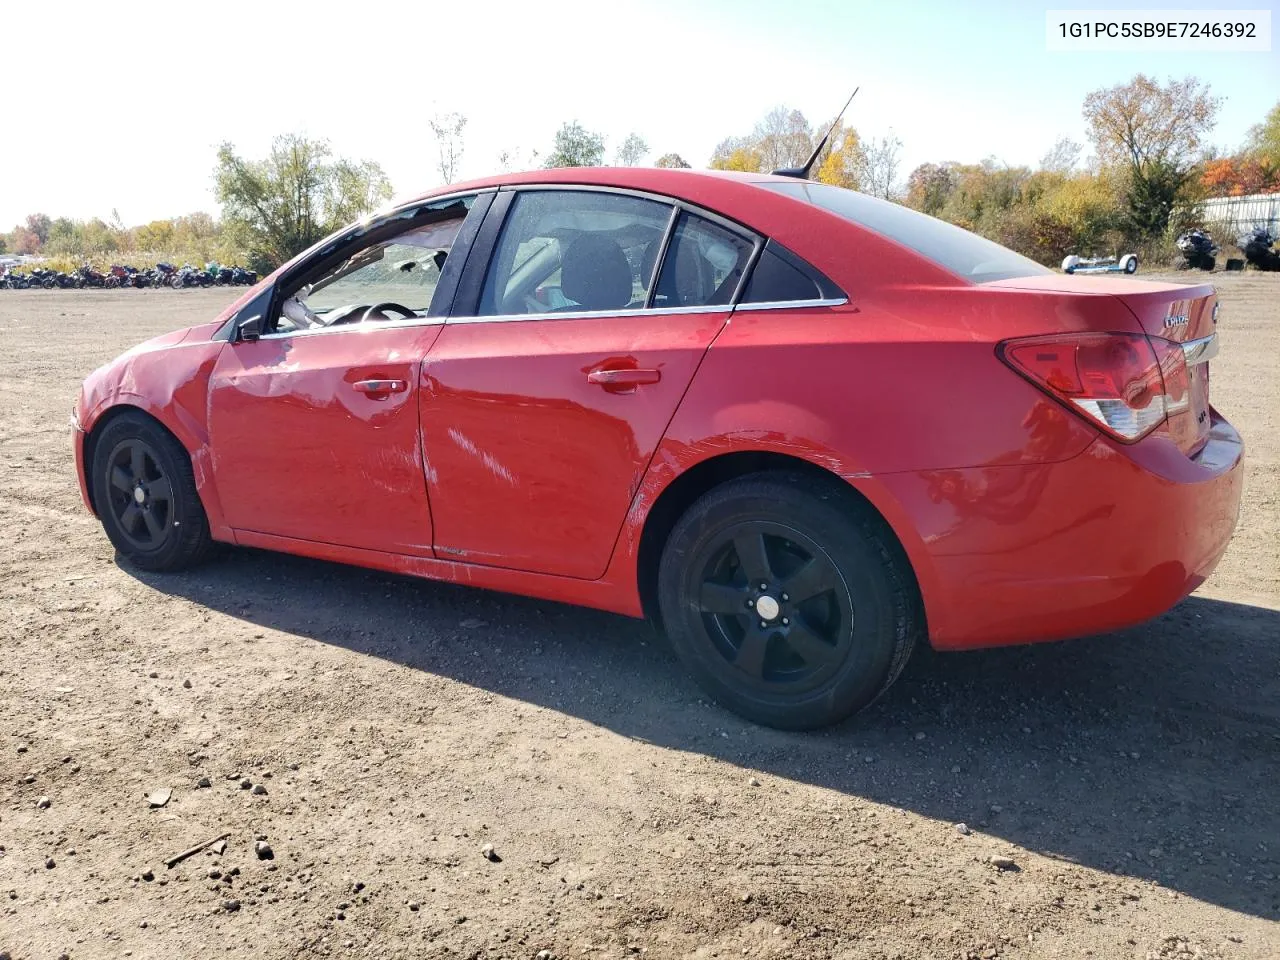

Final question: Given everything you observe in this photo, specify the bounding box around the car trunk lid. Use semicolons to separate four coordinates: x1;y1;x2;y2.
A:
987;276;1217;456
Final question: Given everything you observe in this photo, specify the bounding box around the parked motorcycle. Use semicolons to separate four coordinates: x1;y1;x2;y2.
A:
1176;229;1218;271
0;258;256;290
1236;226;1280;271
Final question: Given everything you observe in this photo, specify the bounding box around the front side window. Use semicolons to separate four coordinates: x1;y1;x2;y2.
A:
274;196;474;333
760;180;1050;284
653;212;754;309
478;191;672;316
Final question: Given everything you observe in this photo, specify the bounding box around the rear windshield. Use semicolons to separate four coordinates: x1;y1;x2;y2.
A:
759;181;1050;284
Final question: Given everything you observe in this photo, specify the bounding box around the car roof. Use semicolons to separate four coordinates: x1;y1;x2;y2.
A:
393;167;797;206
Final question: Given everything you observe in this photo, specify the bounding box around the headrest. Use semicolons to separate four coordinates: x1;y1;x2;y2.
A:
561;235;632;311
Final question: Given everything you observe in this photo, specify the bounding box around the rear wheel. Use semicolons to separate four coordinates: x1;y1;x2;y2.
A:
90;412;212;571
657;473;918;729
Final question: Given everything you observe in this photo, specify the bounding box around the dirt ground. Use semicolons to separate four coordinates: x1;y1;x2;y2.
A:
0;276;1276;960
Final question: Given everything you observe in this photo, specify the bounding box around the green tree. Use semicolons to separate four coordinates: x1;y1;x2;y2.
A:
653;153;691;169
214;134;393;270
1245;100;1280;165
615;133;649;167
545;122;606;168
905;163;957;216
1082;74;1220;238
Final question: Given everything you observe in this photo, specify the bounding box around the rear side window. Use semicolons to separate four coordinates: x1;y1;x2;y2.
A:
740;246;822;303
653;212;753;309
760;180;1050;284
478;190;671;316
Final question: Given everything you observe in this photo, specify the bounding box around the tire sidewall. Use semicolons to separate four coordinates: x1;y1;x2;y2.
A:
91;414;198;569
658;478;904;729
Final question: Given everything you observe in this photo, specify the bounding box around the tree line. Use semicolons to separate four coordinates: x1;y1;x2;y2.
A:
6;78;1277;274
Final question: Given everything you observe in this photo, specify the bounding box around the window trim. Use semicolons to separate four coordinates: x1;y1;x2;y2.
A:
447;184;767;325
217;188;492;343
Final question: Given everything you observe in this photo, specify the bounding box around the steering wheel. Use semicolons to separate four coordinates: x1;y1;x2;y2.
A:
361;302;417;323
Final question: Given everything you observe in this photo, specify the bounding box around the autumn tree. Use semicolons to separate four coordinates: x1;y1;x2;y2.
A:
653;153;691;169
214;134;393;270
615;133;649;167
25;213;52;245
545;122;605;168
905;163;957;216
1082;74;1221;238
710;106;812;174
814;122;862;189
428;112;468;184
9;227;40;255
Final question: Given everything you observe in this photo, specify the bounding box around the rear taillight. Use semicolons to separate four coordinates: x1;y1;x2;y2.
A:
999;332;1190;443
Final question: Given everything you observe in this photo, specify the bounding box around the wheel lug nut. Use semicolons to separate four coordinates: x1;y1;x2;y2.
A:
759;620;767;629
781;593;789;601
744;599;753;608
782;617;790;626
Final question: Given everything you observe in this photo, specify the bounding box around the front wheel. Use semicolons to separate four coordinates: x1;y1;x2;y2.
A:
657;473;919;729
89;412;213;571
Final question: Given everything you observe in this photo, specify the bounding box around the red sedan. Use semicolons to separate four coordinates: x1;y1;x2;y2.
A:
73;168;1243;729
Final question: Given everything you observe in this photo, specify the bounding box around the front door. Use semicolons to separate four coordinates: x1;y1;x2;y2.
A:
421;190;757;579
208;196;479;555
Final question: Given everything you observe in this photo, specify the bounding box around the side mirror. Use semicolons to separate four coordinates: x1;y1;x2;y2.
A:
233;314;263;343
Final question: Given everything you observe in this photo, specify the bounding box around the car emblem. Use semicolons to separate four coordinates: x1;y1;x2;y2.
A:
1164;313;1189;328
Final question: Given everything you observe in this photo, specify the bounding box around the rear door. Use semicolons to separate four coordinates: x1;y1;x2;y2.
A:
421;188;758;579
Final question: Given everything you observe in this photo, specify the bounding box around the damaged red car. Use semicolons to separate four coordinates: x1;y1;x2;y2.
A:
73;167;1243;728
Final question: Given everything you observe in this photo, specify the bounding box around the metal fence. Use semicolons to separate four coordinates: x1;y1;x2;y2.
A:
1200;193;1280;235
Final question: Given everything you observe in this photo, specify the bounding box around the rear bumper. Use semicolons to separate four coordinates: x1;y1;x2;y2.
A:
881;412;1244;650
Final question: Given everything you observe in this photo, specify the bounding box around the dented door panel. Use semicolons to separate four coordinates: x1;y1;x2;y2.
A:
208;323;443;555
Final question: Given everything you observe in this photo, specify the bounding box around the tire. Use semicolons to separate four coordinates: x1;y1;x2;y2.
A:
90;411;212;571
657;472;919;730
1120;254;1138;274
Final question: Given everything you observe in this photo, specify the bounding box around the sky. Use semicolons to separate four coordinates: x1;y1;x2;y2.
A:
1;0;1277;229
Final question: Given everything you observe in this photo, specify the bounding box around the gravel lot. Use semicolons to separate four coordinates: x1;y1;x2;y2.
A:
1;277;1277;960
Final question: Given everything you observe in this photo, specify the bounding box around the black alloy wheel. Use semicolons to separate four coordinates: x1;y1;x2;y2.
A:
90;411;213;571
658;472;919;729
103;438;174;551
694;522;855;697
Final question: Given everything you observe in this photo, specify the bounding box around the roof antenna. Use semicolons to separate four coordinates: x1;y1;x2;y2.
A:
772;87;859;180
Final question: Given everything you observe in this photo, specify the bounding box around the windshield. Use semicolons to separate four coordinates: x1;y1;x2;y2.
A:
759;181;1051;284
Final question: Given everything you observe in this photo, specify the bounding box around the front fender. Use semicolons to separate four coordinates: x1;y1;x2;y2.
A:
77;340;232;541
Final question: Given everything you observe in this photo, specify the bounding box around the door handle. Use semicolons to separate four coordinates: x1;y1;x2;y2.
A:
587;368;661;387
353;378;408;396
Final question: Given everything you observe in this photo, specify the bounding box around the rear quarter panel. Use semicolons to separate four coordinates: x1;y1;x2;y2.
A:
613;283;1136;642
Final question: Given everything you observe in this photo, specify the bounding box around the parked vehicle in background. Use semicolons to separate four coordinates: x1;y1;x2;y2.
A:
1061;253;1138;275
